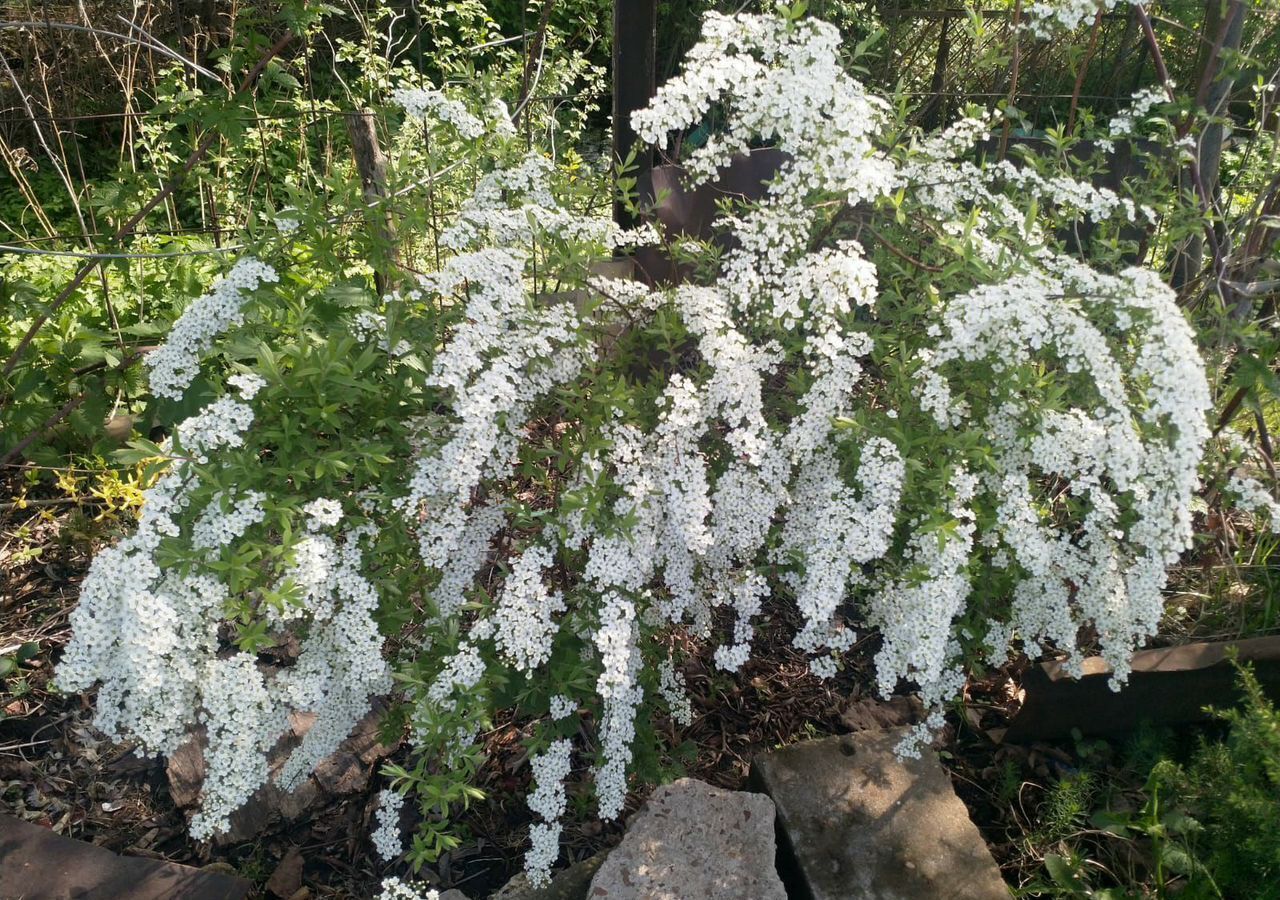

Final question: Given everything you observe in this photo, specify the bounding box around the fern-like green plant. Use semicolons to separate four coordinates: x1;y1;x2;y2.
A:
1153;659;1280;899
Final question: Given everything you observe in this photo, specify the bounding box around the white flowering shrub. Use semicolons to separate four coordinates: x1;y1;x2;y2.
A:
57;7;1215;884
1024;0;1144;39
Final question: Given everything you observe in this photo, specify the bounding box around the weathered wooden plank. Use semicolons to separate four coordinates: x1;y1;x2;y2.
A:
1004;635;1280;743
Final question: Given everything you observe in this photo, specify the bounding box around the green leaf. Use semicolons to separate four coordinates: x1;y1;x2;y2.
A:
322;280;373;308
1159;845;1197;875
1043;853;1089;892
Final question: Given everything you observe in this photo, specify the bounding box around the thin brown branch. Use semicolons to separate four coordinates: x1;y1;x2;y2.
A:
864;225;945;273
0;393;87;466
1067;11;1104;135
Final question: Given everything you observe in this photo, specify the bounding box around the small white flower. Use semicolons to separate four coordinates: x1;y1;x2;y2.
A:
376;877;439;900
227;372;266;399
302;498;343;530
372;789;406;861
147;258;278;401
549;694;576;720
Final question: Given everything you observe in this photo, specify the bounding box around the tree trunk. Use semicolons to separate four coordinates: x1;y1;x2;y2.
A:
1197;0;1246;200
346;110;397;296
1172;0;1246;289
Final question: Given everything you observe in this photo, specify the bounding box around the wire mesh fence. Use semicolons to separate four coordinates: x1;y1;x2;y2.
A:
0;0;1265;260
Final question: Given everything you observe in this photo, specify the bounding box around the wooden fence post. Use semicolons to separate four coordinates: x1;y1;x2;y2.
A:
612;0;657;226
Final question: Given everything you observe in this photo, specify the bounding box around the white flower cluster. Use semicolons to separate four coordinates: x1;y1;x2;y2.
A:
709;572;769;673
438;153;650;255
779;440;905;656
590;590;644;820
273;525;392;791
1106;85;1168;144
525;739;572;886
302;497;343;531
372;788;406;861
492;544;566;673
917;258;1210;683
146;258;278;400
425;643;487;710
1228;475;1280;533
392;85;485;139
396;241;588;597
1097;84;1173;154
632;13;893;204
58;396;261;759
549;695;576;720
867;471;978;713
1024;0;1139;39
58;383;390;840
191;654;284;838
227;372;266;399
901;117;1147;259
376;878;440;900
191;490;266;550
657;657;694;726
352;309;412;358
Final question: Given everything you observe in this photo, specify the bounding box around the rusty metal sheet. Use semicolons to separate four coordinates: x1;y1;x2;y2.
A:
0;814;251;900
631;149;787;286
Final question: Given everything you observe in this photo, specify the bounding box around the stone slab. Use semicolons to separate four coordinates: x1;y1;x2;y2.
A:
0;813;251;900
1004;635;1280;743
588;778;785;900
168;699;397;843
840;695;924;733
751;730;1008;900
493;850;606;900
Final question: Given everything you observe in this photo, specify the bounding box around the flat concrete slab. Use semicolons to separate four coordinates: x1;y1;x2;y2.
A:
0;813;250;899
751;729;1008;900
588;778;786;900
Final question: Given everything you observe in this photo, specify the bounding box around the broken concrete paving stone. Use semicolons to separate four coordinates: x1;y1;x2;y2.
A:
0;813;252;900
840;694;925;733
588;778;786;900
751;728;1008;900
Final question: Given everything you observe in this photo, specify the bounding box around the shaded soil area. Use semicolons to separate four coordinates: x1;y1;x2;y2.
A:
3;472;1275;898
0;477;869;898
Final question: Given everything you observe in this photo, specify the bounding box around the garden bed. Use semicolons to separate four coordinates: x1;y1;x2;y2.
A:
5;473;1276;898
